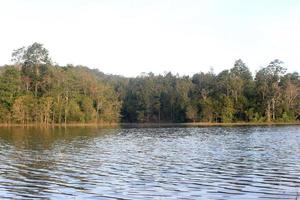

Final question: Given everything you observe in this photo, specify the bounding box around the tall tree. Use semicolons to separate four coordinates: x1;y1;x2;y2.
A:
12;42;52;96
255;59;286;122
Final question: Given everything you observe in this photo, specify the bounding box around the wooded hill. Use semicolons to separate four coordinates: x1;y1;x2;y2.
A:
0;43;299;124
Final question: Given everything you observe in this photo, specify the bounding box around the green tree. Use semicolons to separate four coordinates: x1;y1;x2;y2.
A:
255;59;286;122
12;42;51;96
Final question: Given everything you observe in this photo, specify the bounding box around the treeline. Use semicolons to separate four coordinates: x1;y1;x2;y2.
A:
0;43;299;124
121;59;300;123
0;43;121;124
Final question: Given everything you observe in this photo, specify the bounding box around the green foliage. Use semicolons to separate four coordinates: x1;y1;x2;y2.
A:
220;96;234;123
0;43;121;124
245;108;256;122
12;95;36;123
80;96;95;122
185;104;198;122
199;98;214;122
0;67;22;108
281;111;294;122
0;104;10;123
1;44;300;124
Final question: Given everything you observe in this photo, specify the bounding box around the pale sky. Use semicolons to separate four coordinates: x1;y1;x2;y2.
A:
0;0;300;77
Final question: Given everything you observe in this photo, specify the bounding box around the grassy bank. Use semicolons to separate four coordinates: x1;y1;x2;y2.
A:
121;122;300;128
0;122;300;128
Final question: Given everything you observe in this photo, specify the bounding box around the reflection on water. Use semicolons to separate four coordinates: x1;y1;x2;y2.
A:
0;126;300;199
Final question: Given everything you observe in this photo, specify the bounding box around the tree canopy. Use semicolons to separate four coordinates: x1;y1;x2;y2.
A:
0;43;300;124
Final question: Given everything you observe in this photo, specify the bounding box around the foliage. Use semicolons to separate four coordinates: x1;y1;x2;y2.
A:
1;43;300;124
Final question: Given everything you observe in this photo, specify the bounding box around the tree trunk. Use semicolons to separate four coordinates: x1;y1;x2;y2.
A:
58;96;61;124
266;101;271;122
64;108;67;124
96;106;99;123
272;98;275;120
52;110;55;124
35;83;38;97
64;92;68;125
35;64;39;97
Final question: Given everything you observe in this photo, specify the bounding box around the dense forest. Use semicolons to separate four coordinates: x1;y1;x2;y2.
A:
0;43;299;124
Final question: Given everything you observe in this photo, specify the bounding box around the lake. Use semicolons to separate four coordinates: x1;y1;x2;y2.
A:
0;126;300;199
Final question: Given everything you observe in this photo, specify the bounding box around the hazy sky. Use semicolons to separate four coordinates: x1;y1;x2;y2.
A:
0;0;300;77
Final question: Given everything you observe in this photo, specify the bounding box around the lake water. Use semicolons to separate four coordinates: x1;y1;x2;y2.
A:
0;126;300;199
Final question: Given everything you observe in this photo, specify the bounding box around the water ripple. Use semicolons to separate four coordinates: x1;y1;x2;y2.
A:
0;126;300;199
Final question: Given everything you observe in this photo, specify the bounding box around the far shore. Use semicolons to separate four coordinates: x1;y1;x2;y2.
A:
0;122;300;128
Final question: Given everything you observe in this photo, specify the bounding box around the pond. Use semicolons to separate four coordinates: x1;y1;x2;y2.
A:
0;126;300;199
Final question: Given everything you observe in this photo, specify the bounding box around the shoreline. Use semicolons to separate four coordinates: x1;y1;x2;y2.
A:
0;122;300;128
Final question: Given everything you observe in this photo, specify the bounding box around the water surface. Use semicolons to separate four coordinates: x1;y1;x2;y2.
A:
0;126;300;199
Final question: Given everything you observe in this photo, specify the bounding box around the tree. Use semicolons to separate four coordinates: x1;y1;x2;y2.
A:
1;43;300;124
255;59;286;122
280;73;300;120
12;42;52;96
0;67;22;109
220;96;234;123
186;104;198;122
229;60;253;121
12;95;35;123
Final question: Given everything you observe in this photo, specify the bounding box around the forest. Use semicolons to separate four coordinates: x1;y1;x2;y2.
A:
0;43;299;124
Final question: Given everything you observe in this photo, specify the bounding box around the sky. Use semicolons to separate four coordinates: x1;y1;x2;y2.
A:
0;0;300;77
